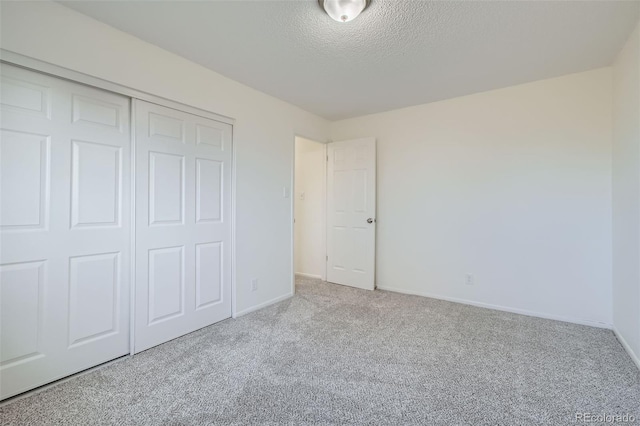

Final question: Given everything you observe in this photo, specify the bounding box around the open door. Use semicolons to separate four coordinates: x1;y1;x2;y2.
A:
326;138;376;290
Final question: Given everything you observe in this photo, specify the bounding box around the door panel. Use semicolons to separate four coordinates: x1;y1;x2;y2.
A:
0;261;45;365
134;100;232;353
149;151;185;225
148;246;185;324
0;64;131;400
326;138;376;290
0;130;49;229
71;140;122;227
68;252;120;346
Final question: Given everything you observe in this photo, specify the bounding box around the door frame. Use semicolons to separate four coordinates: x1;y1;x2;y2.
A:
291;135;328;294
1;49;238;353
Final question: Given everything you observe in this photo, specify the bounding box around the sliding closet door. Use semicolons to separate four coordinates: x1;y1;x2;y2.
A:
0;64;131;400
134;100;232;353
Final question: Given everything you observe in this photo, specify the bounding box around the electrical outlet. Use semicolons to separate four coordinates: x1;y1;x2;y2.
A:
251;278;258;292
465;274;474;286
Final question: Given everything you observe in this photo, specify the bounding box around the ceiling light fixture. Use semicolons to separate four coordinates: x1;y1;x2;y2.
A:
319;0;371;23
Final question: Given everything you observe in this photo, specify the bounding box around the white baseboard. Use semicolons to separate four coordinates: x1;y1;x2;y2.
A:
233;292;293;318
613;328;640;371
376;285;612;329
295;272;323;280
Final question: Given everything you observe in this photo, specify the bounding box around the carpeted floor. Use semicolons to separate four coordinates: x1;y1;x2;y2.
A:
1;276;639;425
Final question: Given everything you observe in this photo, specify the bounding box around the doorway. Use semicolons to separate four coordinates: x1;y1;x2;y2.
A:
292;136;378;292
293;137;327;284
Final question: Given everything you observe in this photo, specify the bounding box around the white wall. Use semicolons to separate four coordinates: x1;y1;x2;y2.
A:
331;68;613;327
294;137;326;279
0;1;628;335
0;1;330;315
612;21;640;367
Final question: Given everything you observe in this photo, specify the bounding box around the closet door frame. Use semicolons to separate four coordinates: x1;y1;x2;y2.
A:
1;49;238;358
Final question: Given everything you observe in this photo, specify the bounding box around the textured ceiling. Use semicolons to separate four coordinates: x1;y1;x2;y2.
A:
60;0;640;120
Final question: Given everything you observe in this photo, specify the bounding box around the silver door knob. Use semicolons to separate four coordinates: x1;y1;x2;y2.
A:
367;218;374;224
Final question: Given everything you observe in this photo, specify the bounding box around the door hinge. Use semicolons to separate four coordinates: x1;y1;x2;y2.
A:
326;255;328;261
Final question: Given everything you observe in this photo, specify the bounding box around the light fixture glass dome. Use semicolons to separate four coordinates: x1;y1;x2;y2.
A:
320;0;369;23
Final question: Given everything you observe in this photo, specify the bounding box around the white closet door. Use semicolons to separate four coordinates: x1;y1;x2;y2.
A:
134;100;232;353
0;64;131;400
326;138;376;290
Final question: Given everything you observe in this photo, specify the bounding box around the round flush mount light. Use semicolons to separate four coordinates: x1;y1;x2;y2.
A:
319;0;371;23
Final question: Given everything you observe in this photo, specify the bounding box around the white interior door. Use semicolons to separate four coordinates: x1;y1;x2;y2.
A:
326;138;376;290
134;100;232;353
0;64;131;400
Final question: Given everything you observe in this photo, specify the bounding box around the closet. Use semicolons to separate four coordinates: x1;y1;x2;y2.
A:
0;64;232;400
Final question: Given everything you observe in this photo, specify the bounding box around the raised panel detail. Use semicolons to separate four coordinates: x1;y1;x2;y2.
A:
0;130;49;230
71;141;121;228
195;242;222;309
148;247;184;324
68;253;119;347
196;124;224;150
352;228;367;273
332;227;347;270
0;76;50;118
333;171;350;213
0;261;45;366
149;152;184;225
352;170;367;213
149;112;184;142
72;95;122;131
196;159;223;223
